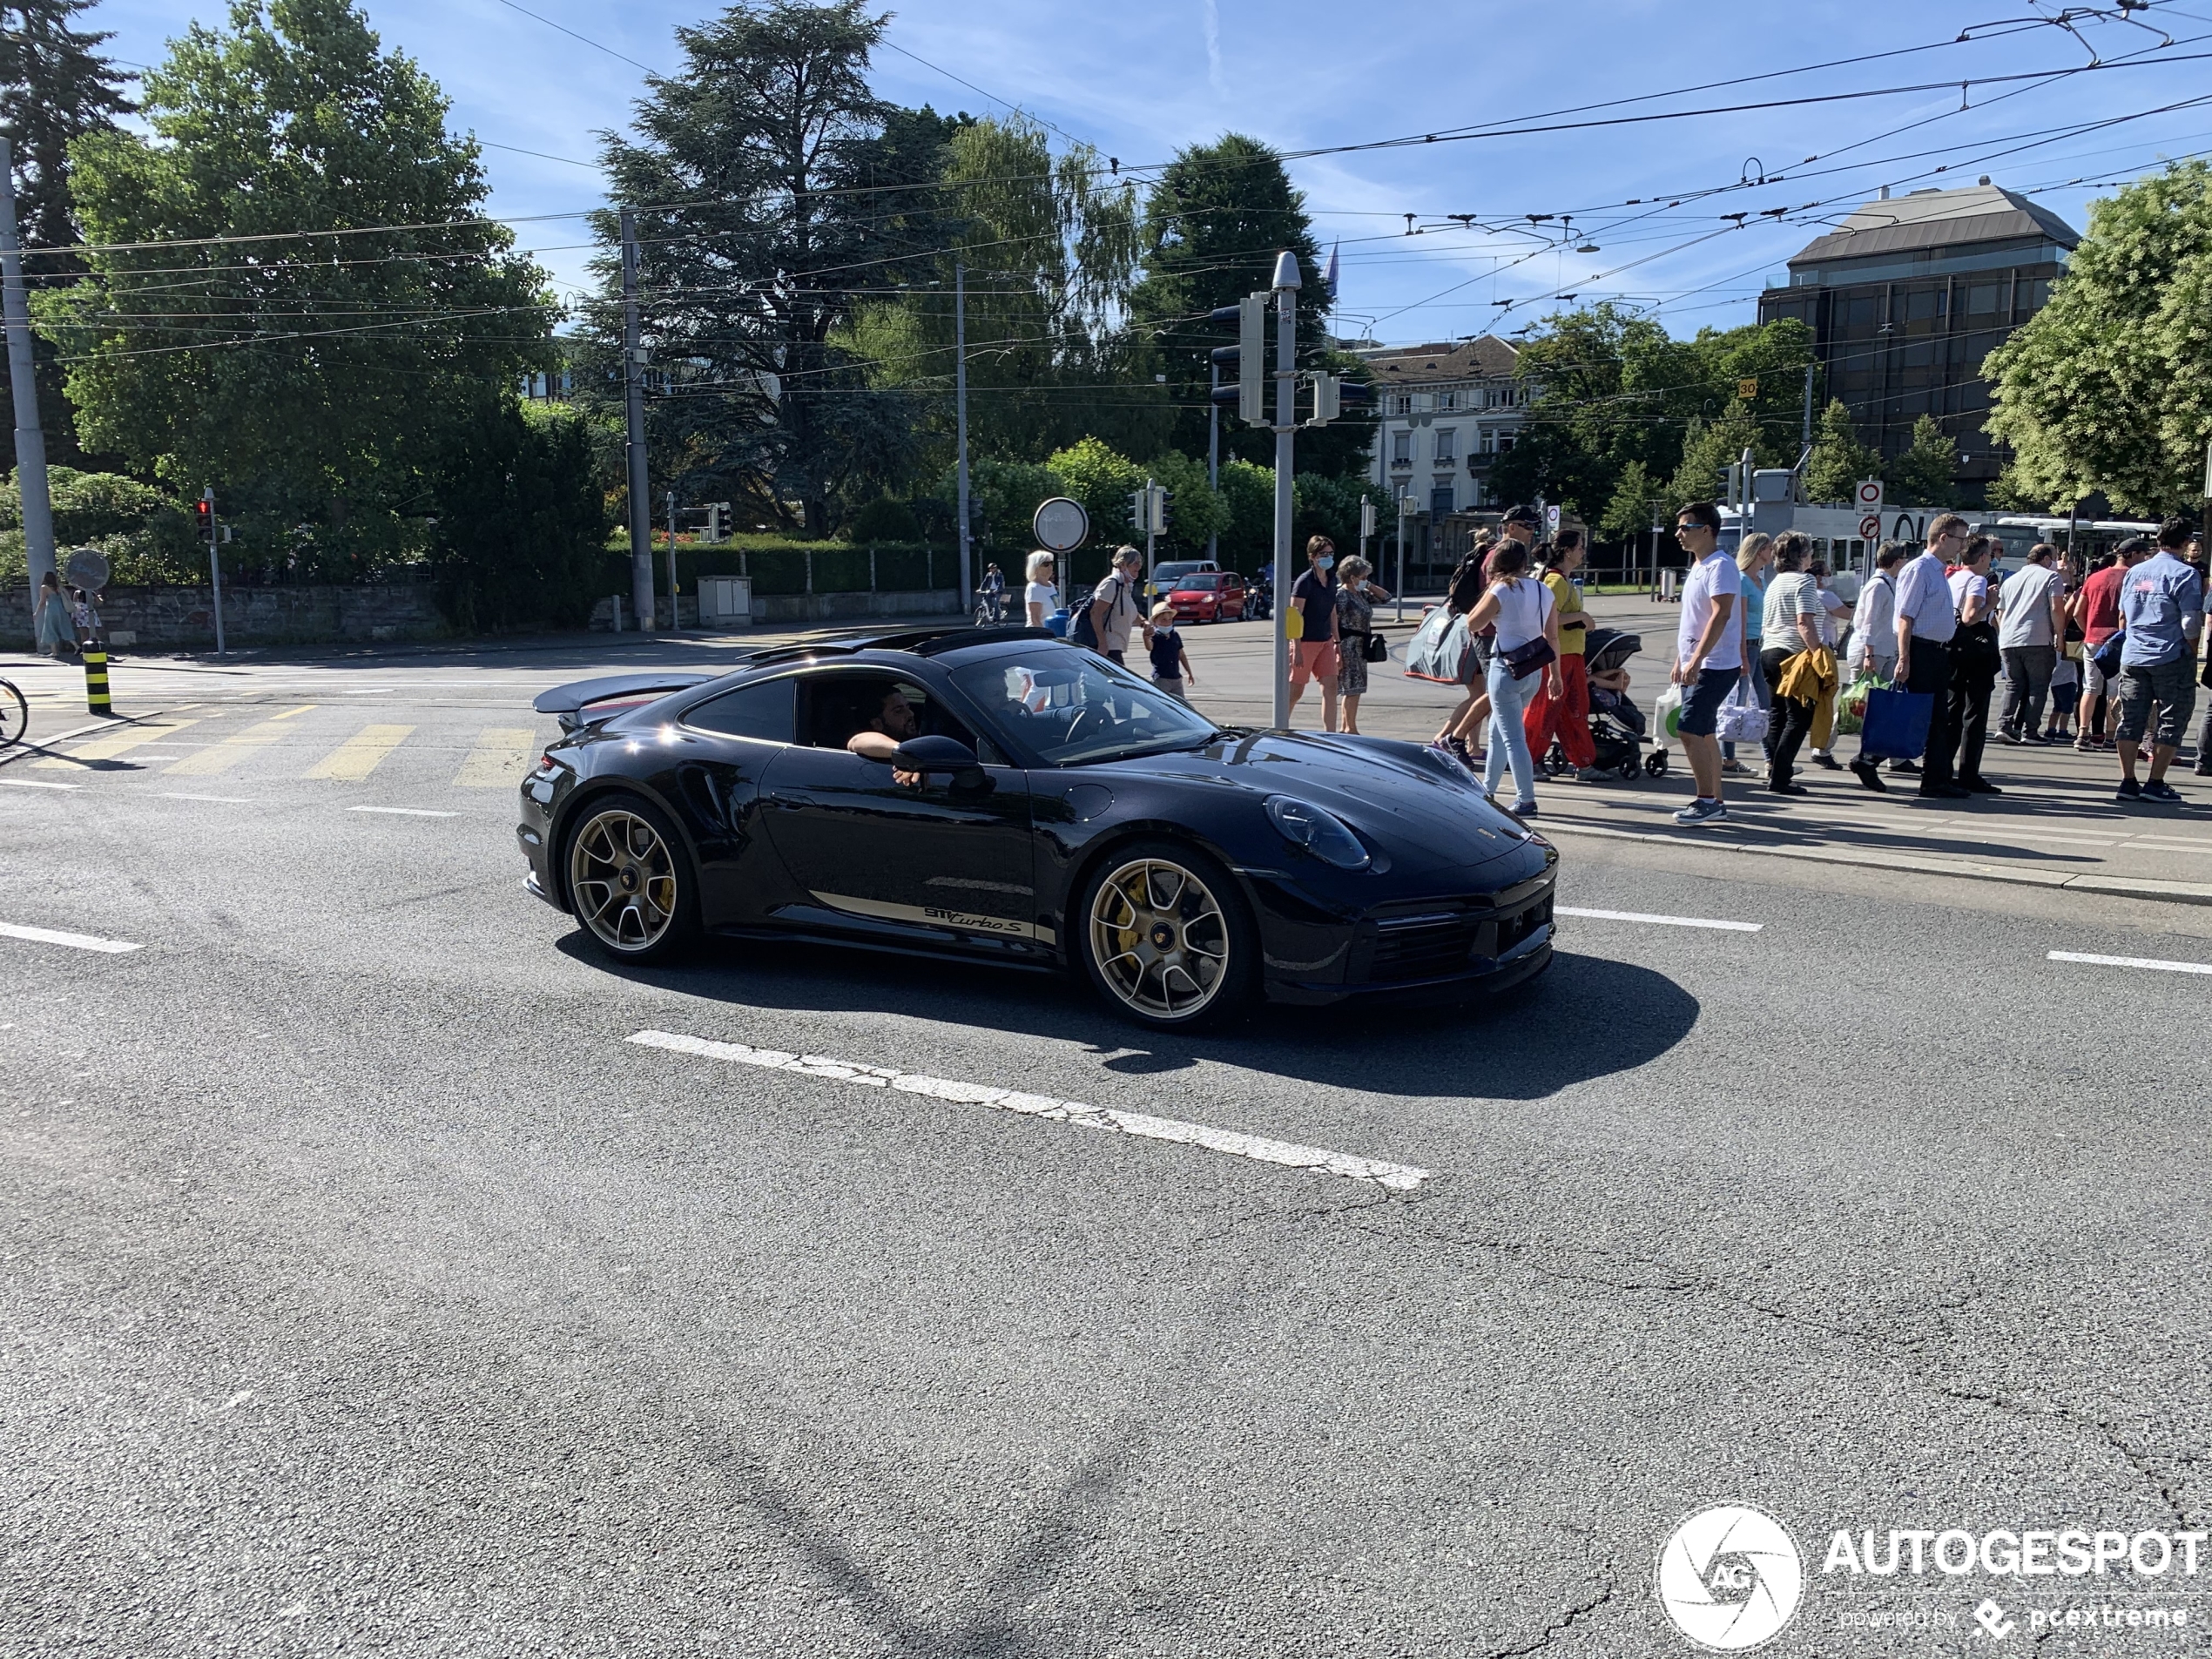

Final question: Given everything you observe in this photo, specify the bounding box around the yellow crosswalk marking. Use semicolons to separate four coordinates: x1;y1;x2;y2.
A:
305;724;415;781
37;716;202;767
165;706;317;776
453;727;536;788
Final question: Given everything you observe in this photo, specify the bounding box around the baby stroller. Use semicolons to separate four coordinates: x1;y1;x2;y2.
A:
1544;627;1668;781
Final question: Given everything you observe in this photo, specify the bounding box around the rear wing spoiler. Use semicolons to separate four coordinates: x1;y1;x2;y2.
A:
533;671;716;732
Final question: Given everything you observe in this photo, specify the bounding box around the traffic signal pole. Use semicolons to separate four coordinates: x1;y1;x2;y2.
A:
1270;253;1299;731
0;137;56;647
1206;357;1219;568
955;261;972;608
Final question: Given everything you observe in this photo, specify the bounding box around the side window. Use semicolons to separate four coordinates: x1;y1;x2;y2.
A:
685;678;795;742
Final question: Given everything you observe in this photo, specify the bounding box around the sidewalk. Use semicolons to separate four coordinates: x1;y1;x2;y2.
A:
1171;597;2212;904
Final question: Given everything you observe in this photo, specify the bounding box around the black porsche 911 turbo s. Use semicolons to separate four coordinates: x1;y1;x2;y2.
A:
518;627;1557;1028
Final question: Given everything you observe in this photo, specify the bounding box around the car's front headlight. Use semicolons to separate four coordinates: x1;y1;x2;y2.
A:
1264;795;1372;870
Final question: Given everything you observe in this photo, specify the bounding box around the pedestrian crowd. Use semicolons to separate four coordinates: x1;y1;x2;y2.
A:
1662;504;2204;825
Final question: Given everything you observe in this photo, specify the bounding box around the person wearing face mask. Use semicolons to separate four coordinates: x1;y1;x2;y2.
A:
1286;535;1343;732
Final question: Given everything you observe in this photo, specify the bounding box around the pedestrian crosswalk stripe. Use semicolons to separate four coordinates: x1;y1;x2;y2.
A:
37;715;203;768
305;724;415;781
165;707;316;775
453;727;536;788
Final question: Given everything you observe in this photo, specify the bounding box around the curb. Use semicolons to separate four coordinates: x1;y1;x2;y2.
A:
1540;819;2212;908
0;710;168;771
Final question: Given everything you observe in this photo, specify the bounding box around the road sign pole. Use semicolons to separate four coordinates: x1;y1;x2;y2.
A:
955;261;972;610
665;489;679;630
1207;357;1219;568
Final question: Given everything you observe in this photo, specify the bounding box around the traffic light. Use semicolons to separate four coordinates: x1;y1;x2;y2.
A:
1207;293;1268;424
194;496;213;540
1307;373;1373;426
1128;483;1168;536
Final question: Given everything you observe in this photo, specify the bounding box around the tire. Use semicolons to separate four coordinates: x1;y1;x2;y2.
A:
1645;751;1668;777
562;792;699;963
1075;839;1257;1030
0;678;25;748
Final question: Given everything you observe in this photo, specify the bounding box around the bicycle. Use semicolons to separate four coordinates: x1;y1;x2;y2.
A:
0;675;25;749
972;589;1009;627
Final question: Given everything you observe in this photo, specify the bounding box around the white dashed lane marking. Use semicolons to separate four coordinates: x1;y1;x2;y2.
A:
161;792;255;805
629;1029;1433;1191
349;806;460;819
0;778;81;791
2048;949;2212;977
1556;906;1764;933
0;921;140;954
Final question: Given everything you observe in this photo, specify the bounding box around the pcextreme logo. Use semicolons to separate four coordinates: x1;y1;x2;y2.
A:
1656;1505;1806;1651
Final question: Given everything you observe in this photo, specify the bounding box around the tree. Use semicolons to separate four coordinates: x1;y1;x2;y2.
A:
1490;305;1816;523
1126;133;1373;477
427;399;606;632
591;3;948;536
1143;448;1231;556
40;0;550;571
1045;436;1145;549
1598;459;1661;540
0;0;133;467
842;114;1158;474
1891;415;1959;508
1984;160;2212;517
1802;399;1885;505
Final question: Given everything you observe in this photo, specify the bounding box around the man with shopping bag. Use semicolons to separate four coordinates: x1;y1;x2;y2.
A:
1890;514;1974;799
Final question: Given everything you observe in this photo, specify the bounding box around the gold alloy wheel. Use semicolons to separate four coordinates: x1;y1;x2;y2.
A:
1088;855;1231;1021
568;806;678;953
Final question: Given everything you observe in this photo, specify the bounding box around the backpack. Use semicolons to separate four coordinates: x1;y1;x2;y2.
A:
1446;556;1486;616
1069;575;1123;649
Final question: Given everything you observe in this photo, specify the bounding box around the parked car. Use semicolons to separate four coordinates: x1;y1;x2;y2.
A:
1164;570;1248;624
1144;559;1217;603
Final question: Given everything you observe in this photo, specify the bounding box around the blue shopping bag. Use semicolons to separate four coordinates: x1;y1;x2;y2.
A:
1861;687;1932;759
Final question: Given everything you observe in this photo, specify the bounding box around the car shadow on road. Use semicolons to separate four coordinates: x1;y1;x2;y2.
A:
560;933;1698;1102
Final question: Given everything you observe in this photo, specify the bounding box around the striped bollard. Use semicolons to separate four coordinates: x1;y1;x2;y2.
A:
84;643;111;714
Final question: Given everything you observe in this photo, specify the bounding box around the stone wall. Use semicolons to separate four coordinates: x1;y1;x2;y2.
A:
7;581;446;651
587;587;966;631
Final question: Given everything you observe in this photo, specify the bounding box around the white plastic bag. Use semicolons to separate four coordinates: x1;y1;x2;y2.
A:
1654;682;1684;741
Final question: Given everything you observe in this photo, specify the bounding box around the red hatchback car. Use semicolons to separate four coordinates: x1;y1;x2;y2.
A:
1165;570;1248;623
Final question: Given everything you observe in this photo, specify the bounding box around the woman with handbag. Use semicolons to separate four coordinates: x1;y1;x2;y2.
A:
1458;539;1561;818
1332;556;1392;735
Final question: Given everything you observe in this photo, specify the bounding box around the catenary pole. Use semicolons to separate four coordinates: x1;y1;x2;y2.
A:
1270;250;1299;731
955;262;972;609
666;490;679;631
621;207;655;632
0;138;56;645
1801;361;1815;454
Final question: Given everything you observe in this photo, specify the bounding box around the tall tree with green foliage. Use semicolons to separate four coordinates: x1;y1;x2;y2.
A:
1667;399;1779;514
0;0;133;467
41;0;550;570
1984;160;2212;516
1802;399;1885;504
1891;415;1959;508
592;2;951;535
1490;305;1816;524
1126;132;1372;477
842;114;1156;470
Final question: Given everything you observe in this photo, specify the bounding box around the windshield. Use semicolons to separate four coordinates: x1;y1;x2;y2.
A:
951;651;1222;765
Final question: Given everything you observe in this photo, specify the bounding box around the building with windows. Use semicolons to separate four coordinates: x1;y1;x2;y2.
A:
1757;180;2077;502
1359;336;1528;520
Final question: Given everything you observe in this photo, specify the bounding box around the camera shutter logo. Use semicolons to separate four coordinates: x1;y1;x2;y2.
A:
1656;1505;1804;1650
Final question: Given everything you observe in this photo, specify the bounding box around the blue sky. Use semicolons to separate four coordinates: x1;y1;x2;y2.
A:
83;0;2212;343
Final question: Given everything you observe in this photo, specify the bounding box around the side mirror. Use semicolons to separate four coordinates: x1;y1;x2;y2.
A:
893;734;987;789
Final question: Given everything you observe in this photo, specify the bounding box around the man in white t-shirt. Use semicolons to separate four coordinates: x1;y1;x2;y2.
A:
1996;543;2067;745
1669;501;1743;826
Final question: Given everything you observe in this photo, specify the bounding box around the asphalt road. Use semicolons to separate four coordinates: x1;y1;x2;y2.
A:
3;639;2209;1657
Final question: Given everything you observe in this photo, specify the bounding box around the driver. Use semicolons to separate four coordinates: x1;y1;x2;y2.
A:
846;686;925;788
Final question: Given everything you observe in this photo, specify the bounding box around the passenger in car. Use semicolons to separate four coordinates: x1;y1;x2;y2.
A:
846;686;925;787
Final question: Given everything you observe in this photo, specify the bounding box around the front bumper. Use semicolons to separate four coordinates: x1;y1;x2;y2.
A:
1260;872;1557;1006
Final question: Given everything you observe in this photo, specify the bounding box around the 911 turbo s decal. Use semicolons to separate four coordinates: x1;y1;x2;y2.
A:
810;891;1055;945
